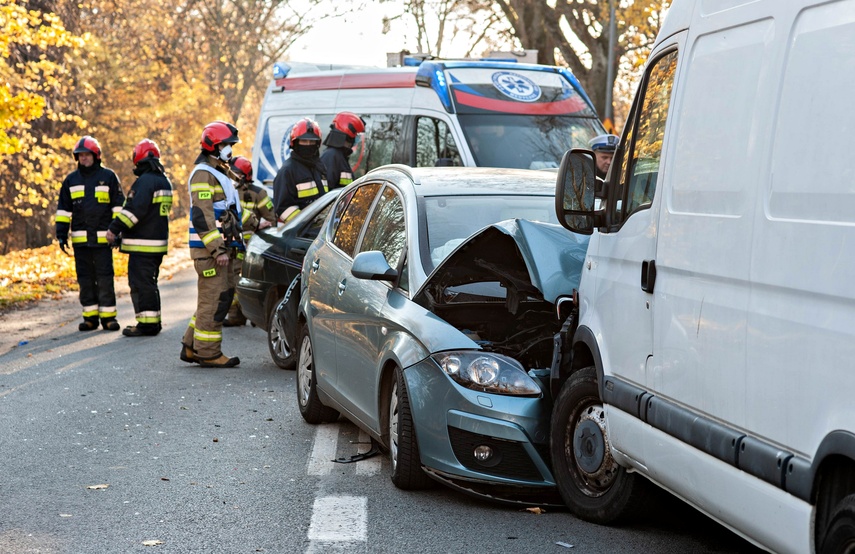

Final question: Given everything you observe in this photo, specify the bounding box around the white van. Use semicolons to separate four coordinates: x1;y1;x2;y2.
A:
252;58;606;185
551;0;855;552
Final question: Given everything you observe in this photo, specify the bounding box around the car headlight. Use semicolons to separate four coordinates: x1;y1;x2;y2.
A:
431;352;541;397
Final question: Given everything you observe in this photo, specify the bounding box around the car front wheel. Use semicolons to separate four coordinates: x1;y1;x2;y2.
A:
267;296;296;370
296;324;339;424
820;494;855;554
551;366;648;523
388;366;431;490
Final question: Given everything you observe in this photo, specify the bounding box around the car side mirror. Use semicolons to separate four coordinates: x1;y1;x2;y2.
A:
351;251;398;282
554;148;603;235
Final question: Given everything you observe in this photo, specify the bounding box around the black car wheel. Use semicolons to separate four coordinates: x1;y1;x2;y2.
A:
296;323;339;424
267;296;296;370
821;494;855;554
551;366;648;523
388;366;431;490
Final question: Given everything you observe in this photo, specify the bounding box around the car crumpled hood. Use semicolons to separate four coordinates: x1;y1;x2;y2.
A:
415;218;590;306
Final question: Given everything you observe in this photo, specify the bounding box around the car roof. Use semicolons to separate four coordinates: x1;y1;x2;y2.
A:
361;165;558;197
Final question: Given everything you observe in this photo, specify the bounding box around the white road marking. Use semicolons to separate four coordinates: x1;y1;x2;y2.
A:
355;430;382;476
307;495;367;542
307;424;339;475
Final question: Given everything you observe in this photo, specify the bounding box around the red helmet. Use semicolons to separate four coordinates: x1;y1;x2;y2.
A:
331;112;365;139
200;121;240;152
73;136;102;161
133;139;161;164
289;117;322;145
229;156;253;182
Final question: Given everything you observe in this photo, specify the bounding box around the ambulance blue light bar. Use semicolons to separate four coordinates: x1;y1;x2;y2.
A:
415;62;454;113
273;62;291;79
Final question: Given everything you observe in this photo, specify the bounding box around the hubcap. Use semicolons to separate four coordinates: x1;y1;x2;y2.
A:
270;315;291;360
569;403;619;495
297;336;313;407
389;381;399;470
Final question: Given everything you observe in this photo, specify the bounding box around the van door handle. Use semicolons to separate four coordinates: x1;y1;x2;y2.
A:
338;280;347;296
311;259;320;273
641;260;656;293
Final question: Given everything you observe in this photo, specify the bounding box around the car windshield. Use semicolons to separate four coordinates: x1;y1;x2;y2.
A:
458;114;603;170
422;194;559;272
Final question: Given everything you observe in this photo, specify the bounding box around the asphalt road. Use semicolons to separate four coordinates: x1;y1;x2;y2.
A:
0;267;762;553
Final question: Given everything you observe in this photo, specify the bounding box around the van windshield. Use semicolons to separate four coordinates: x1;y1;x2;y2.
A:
459;114;603;170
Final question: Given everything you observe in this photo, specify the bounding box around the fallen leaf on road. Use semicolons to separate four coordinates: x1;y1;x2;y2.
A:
555;541;574;548
213;438;219;442
160;477;170;481
142;539;164;546
86;484;110;490
525;507;545;515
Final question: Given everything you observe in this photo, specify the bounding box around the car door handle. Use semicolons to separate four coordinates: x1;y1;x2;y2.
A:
338;280;347;296
311;259;320;273
641;259;656;293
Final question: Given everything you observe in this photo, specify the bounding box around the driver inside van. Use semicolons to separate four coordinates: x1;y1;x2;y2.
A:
588;133;620;180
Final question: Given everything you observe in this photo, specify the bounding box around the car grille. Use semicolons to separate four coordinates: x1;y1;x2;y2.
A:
447;426;542;481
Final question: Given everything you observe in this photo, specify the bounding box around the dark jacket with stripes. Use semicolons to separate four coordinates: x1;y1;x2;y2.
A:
55;163;124;247
108;159;173;255
272;157;328;224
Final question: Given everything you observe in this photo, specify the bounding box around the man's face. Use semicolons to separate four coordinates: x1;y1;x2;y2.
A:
594;150;614;175
77;152;95;167
298;139;318;146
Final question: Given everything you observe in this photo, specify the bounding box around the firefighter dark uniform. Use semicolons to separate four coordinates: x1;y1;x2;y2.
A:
273;117;327;224
55;136;124;331
107;139;173;337
320;146;355;190
180;121;243;368
225;156;277;326
320;111;365;190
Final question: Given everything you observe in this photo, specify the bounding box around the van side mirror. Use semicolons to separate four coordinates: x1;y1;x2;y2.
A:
555;148;602;235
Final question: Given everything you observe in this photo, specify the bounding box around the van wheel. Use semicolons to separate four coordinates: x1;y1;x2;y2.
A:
821;494;855;554
296;324;338;424
267;296;296;370
388;366;431;490
550;366;648;523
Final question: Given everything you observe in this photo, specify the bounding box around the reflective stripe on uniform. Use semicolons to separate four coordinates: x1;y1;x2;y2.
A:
295;180;319;198
117;209;139;227
136;310;161;324
96;230;109;244
279;206;300;223
71;230;87;243
95;185;111;203
55;210;71;223
194;328;222;342
70;185;85;199
201;229;221;245
99;306;117;318
82;305;99;317
121;238;168;253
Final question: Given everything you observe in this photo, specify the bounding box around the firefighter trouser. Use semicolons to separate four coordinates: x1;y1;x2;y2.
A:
183;253;236;359
226;250;246;322
128;253;164;332
74;245;117;324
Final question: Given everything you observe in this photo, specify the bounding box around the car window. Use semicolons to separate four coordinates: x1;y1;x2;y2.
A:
298;201;334;240
332;183;381;257
362;115;405;173
616;50;678;219
416;117;461;167
360;185;406;271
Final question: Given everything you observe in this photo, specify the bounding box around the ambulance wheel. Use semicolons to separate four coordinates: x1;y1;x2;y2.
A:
820;494;855;554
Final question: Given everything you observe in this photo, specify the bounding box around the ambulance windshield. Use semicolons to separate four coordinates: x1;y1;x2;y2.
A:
459;114;603;170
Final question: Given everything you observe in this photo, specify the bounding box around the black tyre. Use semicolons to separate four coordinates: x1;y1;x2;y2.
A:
267;296;296;370
551;366;648;523
296;324;339;424
388;366;431;490
821;494;855;554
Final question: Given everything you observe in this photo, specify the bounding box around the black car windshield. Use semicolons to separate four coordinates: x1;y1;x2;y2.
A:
459;114;603;170
422;194;560;273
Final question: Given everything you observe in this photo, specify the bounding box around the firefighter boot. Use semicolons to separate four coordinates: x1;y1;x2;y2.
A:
180;344;199;364
102;318;120;331
197;354;240;368
79;319;99;332
223;315;247;327
123;324;161;337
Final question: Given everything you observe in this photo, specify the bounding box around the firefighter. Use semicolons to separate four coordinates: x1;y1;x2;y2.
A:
223;156;277;327
106;139;173;337
320;112;365;190
272;117;328;224
55;136;125;331
179;121;243;368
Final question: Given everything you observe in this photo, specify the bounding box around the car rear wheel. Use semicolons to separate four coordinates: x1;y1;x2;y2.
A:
296;324;338;424
388;366;431;490
267;296;296;370
551;366;648;523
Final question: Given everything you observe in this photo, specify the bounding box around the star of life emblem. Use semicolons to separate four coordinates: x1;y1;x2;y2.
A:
491;71;541;102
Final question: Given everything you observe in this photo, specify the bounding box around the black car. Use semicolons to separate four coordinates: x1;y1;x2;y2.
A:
236;189;340;369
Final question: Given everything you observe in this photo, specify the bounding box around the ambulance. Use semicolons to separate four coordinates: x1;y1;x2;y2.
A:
252;58;606;185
